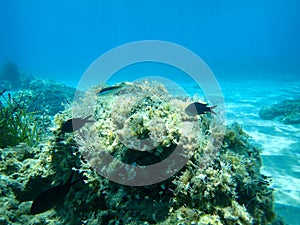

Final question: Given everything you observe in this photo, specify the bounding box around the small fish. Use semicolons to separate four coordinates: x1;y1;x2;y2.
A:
0;90;6;109
185;102;217;116
61;115;93;133
0;89;6;96
30;172;80;215
96;85;124;95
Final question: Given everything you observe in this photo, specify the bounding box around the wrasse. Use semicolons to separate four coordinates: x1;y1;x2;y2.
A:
96;85;124;95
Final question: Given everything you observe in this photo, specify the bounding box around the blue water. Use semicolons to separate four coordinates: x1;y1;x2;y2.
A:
0;1;300;82
218;80;300;225
1;1;300;224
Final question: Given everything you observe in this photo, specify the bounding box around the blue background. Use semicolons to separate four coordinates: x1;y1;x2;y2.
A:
0;0;299;82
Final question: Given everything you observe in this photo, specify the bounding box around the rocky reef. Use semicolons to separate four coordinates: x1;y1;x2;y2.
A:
259;98;300;125
0;61;76;116
0;80;280;224
13;78;77;116
0;61;34;91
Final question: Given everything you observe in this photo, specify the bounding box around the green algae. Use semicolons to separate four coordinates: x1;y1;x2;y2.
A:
0;92;50;148
168;123;275;225
0;80;281;224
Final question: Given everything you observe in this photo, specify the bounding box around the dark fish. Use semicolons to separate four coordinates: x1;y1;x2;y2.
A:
30;172;80;215
61;115;93;133
0;89;6;96
96;85;123;95
185;102;217;116
0;90;6;109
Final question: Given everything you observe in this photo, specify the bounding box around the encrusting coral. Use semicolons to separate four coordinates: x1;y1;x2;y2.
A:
0;80;279;224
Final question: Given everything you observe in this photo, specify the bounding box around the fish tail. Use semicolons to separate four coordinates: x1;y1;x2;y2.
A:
70;177;82;186
0;89;6;96
210;105;217;115
65;171;75;186
66;171;82;187
83;114;93;122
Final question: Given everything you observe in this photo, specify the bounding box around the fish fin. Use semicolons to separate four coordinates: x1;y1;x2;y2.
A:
70;177;81;186
83;115;93;122
82;115;94;124
65;171;75;186
66;171;82;187
0;89;6;96
210;105;217;115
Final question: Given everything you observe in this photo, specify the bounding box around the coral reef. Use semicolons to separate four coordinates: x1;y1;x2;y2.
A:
259;98;300;124
0;80;280;224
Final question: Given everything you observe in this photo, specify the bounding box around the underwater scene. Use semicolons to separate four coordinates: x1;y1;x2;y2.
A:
0;1;299;225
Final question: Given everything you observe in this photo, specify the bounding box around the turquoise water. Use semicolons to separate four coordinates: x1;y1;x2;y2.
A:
167;79;300;225
1;1;300;224
0;1;299;82
212;80;300;225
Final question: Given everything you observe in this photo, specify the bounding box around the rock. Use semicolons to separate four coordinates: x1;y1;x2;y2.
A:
0;216;9;225
15;78;76;116
259;99;300;124
0;81;278;225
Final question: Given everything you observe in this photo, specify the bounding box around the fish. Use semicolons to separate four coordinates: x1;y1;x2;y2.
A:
0;89;6;96
0;90;6;110
96;85;124;95
60;115;93;133
30;171;81;215
185;102;217;116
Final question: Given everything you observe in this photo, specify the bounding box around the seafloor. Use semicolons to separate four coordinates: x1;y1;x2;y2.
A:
215;80;300;225
162;78;300;225
0;72;299;224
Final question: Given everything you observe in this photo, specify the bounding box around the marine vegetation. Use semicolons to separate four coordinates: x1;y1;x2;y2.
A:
0;90;50;148
0;80;281;224
167;122;275;225
259;98;300;124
